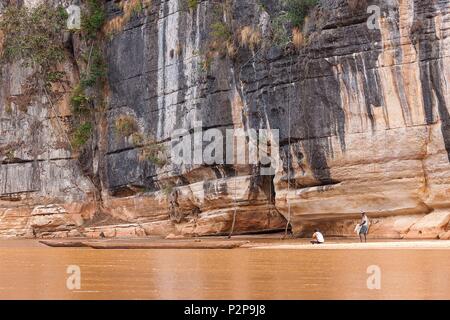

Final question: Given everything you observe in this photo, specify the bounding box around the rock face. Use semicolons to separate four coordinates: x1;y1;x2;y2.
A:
0;0;450;239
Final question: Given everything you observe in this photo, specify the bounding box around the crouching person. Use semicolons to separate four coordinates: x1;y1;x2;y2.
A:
311;229;325;245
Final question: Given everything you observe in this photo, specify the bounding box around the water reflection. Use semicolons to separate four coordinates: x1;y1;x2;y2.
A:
0;245;449;299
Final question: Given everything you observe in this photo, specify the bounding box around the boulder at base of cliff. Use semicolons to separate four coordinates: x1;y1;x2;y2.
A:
28;205;83;237
404;210;450;239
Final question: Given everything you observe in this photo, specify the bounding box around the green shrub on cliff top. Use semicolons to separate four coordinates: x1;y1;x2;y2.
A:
0;2;68;84
71;122;93;150
284;0;318;28
271;0;318;47
80;46;107;87
82;0;106;39
187;0;199;10
70;84;91;116
211;21;233;42
115;115;138;137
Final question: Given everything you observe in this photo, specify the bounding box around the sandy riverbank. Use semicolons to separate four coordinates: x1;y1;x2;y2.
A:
248;240;450;250
1;235;450;250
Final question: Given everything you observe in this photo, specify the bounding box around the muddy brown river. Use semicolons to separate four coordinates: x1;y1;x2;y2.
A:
0;241;449;299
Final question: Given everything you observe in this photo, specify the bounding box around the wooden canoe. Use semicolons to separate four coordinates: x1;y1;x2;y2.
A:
39;240;88;247
83;240;250;249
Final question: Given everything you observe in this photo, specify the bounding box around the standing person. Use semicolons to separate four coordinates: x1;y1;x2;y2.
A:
311;229;325;245
358;212;370;243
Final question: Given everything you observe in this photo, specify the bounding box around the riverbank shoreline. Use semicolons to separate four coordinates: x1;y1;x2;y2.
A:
1;234;450;250
248;240;450;250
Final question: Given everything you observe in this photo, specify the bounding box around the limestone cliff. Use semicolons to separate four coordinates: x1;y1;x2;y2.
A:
0;0;449;239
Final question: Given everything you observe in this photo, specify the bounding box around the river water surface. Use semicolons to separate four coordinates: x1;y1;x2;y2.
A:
0;241;449;299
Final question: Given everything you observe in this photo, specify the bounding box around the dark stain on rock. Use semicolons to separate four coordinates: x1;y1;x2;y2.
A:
415;1;450;161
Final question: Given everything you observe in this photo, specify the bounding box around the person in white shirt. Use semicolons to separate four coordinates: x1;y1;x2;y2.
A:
311;229;325;244
358;212;370;243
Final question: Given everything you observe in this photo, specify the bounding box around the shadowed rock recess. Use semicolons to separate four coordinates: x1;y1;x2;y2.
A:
0;0;449;239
